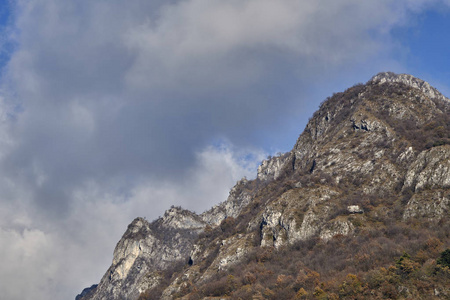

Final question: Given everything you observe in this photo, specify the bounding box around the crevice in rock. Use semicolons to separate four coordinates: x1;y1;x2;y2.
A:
310;160;316;174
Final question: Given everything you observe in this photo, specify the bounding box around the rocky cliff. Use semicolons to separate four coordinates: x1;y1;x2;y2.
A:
78;73;450;300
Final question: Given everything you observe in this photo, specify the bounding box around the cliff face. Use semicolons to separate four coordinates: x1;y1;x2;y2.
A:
78;73;450;300
82;207;208;300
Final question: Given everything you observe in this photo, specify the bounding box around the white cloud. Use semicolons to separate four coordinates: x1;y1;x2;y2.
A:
110;141;267;216
123;0;396;92
0;228;57;300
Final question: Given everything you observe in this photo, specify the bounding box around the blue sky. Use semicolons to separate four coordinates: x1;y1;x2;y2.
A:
0;0;12;72
0;1;449;299
391;7;450;94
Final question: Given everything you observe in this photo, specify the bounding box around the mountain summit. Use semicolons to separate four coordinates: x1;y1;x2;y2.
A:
78;73;450;300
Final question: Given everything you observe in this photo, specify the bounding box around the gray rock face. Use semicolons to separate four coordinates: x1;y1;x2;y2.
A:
158;206;206;231
201;178;252;226
258;187;340;248
401;145;450;221
75;285;97;300
403;190;449;221
403;145;450;192
78;72;450;300
81;208;207;300
370;72;449;103
347;205;363;214
257;153;290;181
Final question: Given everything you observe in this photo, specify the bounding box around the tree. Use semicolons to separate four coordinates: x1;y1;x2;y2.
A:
437;249;450;268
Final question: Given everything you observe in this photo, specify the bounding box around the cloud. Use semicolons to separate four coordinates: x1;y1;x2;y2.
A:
0;0;449;299
0;227;56;299
0;142;265;300
133;141;268;213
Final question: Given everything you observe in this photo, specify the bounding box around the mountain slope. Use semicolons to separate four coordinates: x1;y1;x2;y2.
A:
78;72;450;300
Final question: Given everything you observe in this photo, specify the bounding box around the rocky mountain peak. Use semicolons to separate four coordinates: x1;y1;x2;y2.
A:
120;217;151;242
158;206;206;231
370;71;449;102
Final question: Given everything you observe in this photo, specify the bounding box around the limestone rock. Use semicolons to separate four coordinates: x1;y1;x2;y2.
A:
258;187;339;248
257;153;290;181
80;209;207;300
319;219;354;240
403;190;449;221
370;72;449;103
76;285;97;300
403;145;450;192
347;205;363;214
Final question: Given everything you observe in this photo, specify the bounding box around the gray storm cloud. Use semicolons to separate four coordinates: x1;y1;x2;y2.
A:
0;0;448;299
3;0;394;215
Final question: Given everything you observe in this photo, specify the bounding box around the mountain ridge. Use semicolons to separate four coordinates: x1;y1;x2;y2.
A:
77;72;450;300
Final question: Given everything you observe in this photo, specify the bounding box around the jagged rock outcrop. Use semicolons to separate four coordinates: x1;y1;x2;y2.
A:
403;145;450;192
403;190;449;221
76;285;97;300
257;187;340;248
370;72;449;103
201;177;253;226
80;207;208;300
257;153;290;181
78;72;450;300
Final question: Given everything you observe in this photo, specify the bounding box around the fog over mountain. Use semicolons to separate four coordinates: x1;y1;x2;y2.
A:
0;1;449;299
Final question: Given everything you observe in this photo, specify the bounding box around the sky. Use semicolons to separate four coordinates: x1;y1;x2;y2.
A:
0;0;449;299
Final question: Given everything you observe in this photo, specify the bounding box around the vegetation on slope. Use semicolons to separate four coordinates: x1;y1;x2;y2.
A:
135;77;450;300
138;202;449;299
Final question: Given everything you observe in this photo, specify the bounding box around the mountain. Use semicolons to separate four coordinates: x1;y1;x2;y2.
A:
77;72;450;300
